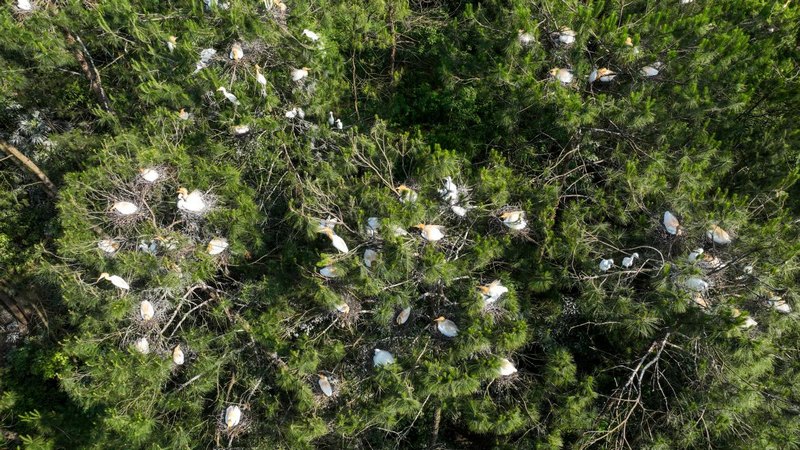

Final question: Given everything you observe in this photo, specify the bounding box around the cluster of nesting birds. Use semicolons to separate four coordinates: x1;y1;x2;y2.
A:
96;168;231;376
598;210;790;330
515;26;665;85
311;177;526;381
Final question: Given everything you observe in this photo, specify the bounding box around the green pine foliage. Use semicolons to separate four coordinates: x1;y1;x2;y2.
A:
1;0;799;448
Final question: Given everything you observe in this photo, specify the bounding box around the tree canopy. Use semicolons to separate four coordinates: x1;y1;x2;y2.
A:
1;0;799;448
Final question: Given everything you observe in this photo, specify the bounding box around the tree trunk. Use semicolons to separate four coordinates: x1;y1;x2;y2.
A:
0;141;57;198
63;31;113;113
430;405;441;447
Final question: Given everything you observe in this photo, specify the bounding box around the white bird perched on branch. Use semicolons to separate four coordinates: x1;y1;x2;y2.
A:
318;227;349;253
232;124;250;135
193;48;216;73
172;345;185;365
366;217;380;236
396;307;411;325
732;309;757;329
768;296;792;314
589;68;616;83
555;27;576;45
291;67;310;81
112;201;139;216
706;224;732;244
98;239;120;254
498;358;518;376
451;205;468;217
373;349;395;367
599;258;614;272
207;237;229;255
641;62;663;77
438;176;459;204
479;280;508;304
178;108;191;120
518;30;535;46
318;374;333;396
334;302;350;314
550;67;574;84
684;277;709;292
139;168;160;183
622;253;639;268
216;87;240;106
255;64;267;96
302;29;320;42
177;188;208;213
434;316;459;337
98;272;130;290
415;224;445;242
335;119;343;130
167;36;177;53
688;248;704;262
500;210;527;230
284;107;305;119
140;300;155;321
229;42;243;60
225;406;242;429
663;210;682;235
396;184;418;203
328;111;335;127
134;337;149;354
363;249;378;267
319;265;340;278
17;0;33;11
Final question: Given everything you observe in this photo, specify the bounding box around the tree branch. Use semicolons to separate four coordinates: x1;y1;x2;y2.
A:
0;141;57;198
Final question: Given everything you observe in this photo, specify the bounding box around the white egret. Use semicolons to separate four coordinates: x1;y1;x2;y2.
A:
366;217;381;235
479;280;508;304
112;201;139;216
684;277;709;292
177;188;208;213
732;309;757;329
291;67;310;81
134;337;150;354
318;374;333;397
318;227;349;253
642;62;662;77
167;36;177;53
302;29;320;42
207;237;229;255
138;240;157;254
550;67;574;84
518;30;535;46
396;307;411;325
451;205;468;217
415;224;445;242
98;273;130;290
334;302;350;314
140;300;155;321
556;27;576;45
434;316;459;337
328;111;335;126
225;406;242;429
172;345;185;365
744;265;754;275
335;119;343;130
139;168;160;183
622;253;639;268
319;265;340;278
193;48;217;74
663;210;682;235
229;43;243;60
706;224;732;244
768;296;792;314
98;239;120;254
255;65;267;96
500;210;527;230
589;68;616;83
599;258;614;272
373;349;395;367
680;0;694;4
178;108;191;120
216;87;240;106
272;0;286;13
396;184;418;203
438;176;459;204
232;125;250;135
498;358;518;376
688;247;704;262
624;37;640;54
697;253;721;270
17;0;32;11
363;249;378;268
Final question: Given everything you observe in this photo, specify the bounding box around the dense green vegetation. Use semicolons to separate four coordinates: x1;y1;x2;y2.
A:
1;0;799;448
